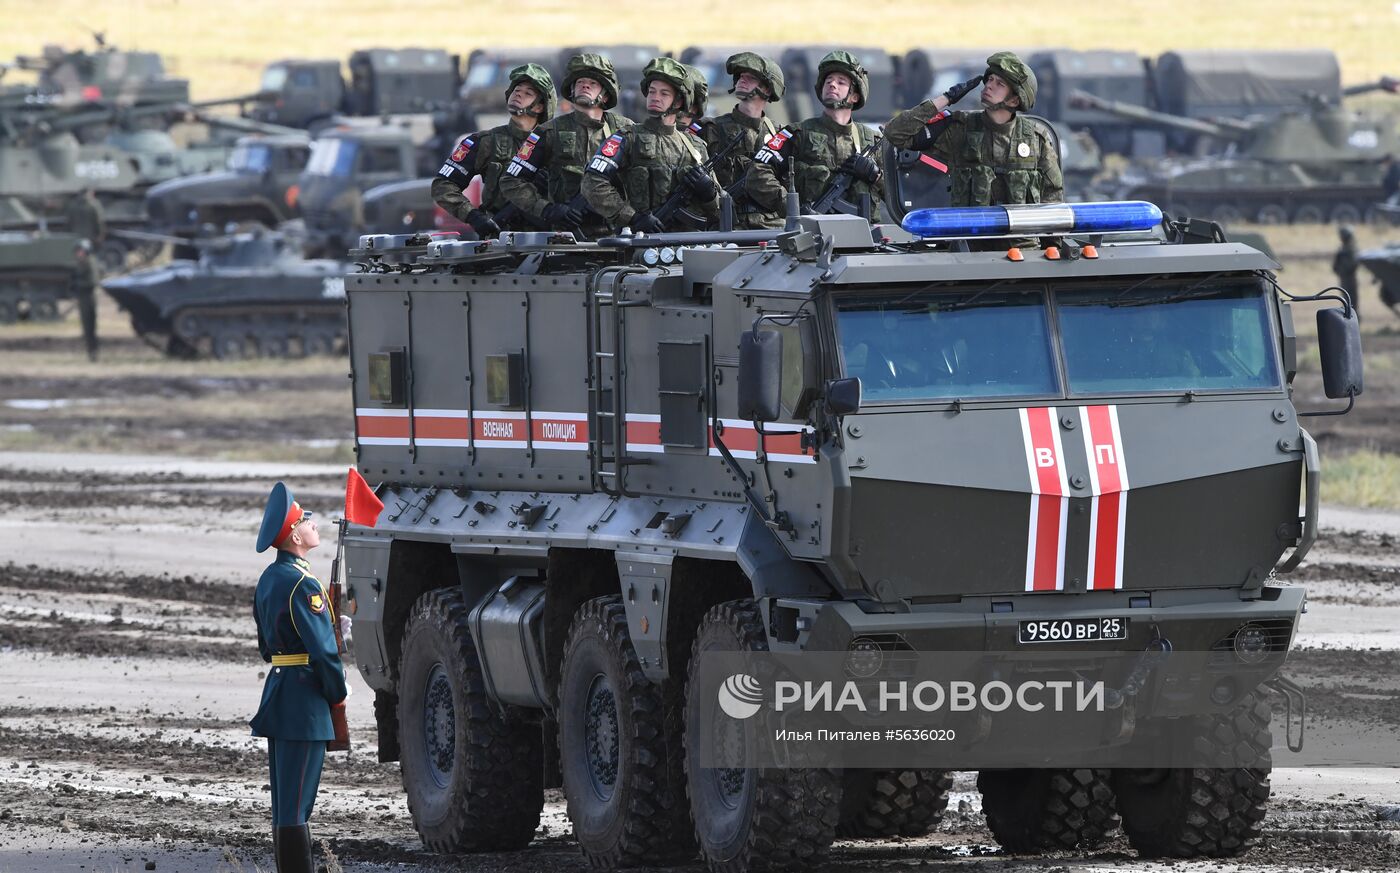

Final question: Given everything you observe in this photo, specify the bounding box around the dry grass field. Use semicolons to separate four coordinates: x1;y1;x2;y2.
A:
2;0;1400;100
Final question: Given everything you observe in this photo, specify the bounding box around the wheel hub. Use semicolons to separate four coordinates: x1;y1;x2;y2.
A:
712;706;748;809
422;663;456;787
583;673;620;800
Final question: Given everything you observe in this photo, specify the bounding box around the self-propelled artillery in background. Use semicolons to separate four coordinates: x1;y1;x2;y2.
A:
1071;78;1400;224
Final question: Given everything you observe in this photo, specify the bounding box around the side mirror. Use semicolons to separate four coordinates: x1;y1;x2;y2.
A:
737;329;783;421
826;377;861;416
1317;306;1363;400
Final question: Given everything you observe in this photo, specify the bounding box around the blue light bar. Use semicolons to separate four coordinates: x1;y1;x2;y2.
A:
901;200;1163;238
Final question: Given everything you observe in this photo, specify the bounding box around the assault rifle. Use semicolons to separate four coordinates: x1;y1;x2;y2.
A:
810;139;880;218
652;130;746;231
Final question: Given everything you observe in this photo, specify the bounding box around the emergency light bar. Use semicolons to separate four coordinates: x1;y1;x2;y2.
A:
901;201;1163;239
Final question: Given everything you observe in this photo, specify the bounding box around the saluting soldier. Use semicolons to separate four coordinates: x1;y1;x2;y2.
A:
745;51;884;221
582;57;720;234
432;64;556;239
885;51;1063;207
701;52;786;229
250;483;348;873
499;54;634;239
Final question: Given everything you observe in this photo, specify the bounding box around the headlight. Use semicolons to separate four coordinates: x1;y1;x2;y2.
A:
1233;623;1272;664
845;637;883;678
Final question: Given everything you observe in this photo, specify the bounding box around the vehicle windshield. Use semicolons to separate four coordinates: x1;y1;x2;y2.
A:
304;138;358;177
1058;282;1280;394
228;143;272;174
464;63;500;91
259;65;288;93
835;290;1058;402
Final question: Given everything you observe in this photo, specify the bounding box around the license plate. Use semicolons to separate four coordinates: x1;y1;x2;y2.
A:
1018;617;1128;644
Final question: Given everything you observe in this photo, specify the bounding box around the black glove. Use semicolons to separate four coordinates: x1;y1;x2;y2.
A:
542;202;585;228
681;166;717;201
466;208;500;239
630;211;665;234
840;153;880;184
942;74;983;106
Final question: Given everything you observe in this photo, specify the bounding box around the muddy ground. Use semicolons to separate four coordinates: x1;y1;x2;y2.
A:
2;458;1399;873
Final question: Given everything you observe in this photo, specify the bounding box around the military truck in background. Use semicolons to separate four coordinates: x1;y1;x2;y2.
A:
334;193;1360;871
295;124;427;257
250;48;461;132
1029;50;1151;156
144;133;311;239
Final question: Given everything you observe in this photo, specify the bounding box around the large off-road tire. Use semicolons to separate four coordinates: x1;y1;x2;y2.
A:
838;769;953;838
684;600;841;873
557;595;695;867
397;588;543;852
978;768;1120;853
1113;695;1272;858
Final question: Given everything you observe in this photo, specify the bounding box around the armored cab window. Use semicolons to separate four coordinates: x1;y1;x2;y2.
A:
834;289;1057;403
367;349;406;406
1057;280;1282;395
658;341;707;448
486;353;525;408
773;320;819;421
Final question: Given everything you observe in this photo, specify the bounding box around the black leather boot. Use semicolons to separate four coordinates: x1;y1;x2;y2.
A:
274;824;313;873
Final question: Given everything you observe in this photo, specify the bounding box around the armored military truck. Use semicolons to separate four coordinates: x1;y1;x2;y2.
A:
335;201;1359;871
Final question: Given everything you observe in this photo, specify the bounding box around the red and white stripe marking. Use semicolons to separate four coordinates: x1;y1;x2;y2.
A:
354;408;814;463
1019;406;1070;592
1080;405;1129;591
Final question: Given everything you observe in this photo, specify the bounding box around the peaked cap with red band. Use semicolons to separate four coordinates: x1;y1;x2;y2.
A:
256;481;314;553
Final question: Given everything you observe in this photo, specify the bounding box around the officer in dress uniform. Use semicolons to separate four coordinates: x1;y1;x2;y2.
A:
251;482;347;873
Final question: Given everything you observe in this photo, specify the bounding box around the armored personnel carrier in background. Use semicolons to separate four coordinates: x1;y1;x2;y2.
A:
1072;79;1400;224
332;198;1360;871
102;227;346;358
0;34;188;111
0;229;84;323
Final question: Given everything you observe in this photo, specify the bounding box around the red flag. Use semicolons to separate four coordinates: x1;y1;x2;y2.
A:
345;467;384;527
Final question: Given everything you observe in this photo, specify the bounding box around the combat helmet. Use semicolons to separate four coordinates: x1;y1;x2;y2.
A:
505;63;557;119
683;64;709;118
815;50;869;111
562;52;620;111
726;51;785;102
640;57;691;115
984;51;1037;112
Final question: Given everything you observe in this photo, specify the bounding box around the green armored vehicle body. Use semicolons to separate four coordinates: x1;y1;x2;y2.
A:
332;198;1360;871
0;229;86;323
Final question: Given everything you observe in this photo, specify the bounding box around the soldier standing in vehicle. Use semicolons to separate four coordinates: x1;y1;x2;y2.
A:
500;54;634;239
64;187;106;259
679;63;709;134
250;483;348;873
700;53;786;229
433;64;556;239
582;58;720;234
744;51;883;221
71;241;99;362
885;51;1063;208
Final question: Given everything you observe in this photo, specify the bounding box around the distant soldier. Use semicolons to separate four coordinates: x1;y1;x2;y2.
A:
500;54;634;239
745;51;884;221
885;51;1063;208
700;52;786;229
251;483;348;873
1382;154;1400;205
1333;225;1361;318
582;58;720;234
64;187;106;251
432;64;556;239
71;241;99;362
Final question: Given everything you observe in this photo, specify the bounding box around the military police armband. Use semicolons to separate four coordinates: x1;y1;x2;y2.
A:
587;134;626;178
753;127;793;168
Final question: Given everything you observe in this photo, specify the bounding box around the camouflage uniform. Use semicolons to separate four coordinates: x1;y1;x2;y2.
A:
71;244;99;361
582;59;719;232
432;64;556;236
63;190;105;246
700;53;786;229
744;51;884;221
1333;226;1360;318
500;54;635;239
885;52;1063;207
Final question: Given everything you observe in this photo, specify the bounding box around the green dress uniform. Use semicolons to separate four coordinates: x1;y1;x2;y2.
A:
251;483;346;873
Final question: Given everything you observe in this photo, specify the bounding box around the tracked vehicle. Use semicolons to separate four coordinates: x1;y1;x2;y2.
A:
0;230;85;323
336;200;1360;870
